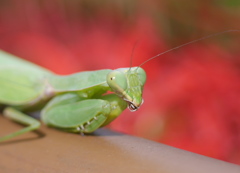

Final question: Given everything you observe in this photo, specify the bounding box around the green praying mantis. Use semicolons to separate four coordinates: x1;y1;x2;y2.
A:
0;50;147;142
0;30;238;142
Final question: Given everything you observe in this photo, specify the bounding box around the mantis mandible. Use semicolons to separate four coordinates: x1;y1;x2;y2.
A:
0;30;238;142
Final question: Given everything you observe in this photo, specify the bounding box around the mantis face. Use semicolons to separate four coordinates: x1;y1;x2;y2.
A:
107;67;146;111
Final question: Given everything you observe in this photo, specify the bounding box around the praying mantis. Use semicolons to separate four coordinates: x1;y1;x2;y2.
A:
0;30;238;142
0;50;146;142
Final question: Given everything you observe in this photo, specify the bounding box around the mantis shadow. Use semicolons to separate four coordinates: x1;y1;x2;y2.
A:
89;128;124;136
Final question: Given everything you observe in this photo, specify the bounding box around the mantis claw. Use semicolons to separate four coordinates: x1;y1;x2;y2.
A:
76;126;85;136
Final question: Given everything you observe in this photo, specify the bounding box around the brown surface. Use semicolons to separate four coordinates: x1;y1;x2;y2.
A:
0;115;240;173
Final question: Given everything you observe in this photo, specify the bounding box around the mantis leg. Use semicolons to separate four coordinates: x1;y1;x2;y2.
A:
41;93;127;133
41;93;110;133
0;107;40;142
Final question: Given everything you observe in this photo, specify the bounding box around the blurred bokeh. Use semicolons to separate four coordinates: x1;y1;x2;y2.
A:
0;0;240;164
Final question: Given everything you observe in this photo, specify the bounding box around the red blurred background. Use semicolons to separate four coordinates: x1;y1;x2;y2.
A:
0;0;240;164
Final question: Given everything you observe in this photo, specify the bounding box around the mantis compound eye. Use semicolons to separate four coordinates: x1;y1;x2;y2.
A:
107;70;128;94
128;102;138;112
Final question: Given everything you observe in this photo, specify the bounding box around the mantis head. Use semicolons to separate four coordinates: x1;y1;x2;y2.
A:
108;31;239;111
107;67;146;112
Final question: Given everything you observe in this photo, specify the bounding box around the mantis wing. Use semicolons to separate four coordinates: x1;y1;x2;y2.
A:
0;50;53;106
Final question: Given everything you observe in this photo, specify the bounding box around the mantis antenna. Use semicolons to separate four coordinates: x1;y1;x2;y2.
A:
137;29;240;68
128;40;140;71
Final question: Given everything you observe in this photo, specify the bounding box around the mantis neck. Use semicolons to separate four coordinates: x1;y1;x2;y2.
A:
47;69;112;97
